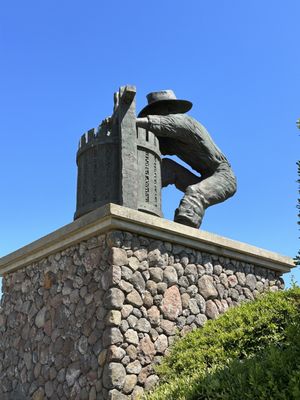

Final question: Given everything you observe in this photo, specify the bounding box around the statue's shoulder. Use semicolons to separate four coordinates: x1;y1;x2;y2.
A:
168;113;196;124
175;114;205;131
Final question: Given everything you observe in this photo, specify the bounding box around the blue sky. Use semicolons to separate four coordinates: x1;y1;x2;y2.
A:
0;1;299;287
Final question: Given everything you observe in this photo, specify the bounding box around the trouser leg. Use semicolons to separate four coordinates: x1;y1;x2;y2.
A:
161;158;200;192
174;164;237;228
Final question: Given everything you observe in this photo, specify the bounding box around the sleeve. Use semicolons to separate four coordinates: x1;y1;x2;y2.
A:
147;114;193;139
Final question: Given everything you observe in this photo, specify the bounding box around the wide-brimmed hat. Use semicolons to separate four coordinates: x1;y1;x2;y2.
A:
138;90;192;117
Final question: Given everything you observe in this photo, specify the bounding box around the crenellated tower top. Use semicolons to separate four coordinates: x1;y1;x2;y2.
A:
74;85;162;220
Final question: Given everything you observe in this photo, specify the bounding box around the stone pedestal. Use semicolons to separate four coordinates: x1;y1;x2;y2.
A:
0;204;294;399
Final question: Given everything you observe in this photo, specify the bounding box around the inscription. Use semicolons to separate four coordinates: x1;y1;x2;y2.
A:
105;147;113;200
153;157;158;207
92;147;97;202
145;152;150;202
83;155;88;207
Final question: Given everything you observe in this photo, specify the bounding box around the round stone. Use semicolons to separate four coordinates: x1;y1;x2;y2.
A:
107;345;126;361
121;304;133;319
45;381;54;398
146;280;157;296
128;257;140;271
149;267;163;283
136;318;151;333
161;286;182;321
178;276;189;288
154;334;168;354
129;271;146;293
256;281;264;293
98;349;107;366
205;300;219;320
103;288;125;310
198;276;218;299
124;329;139;345
195;314;207;327
185;264;198;276
127;314;138;328
138;336;155;363
186;285;198;297
66;362;81;387
148;249;163;266
229;288;239;301
118;280;133;294
213;264;223;275
157;282;168;294
188;298;200;314
204;262;214;275
32;388;44;400
147;306;160;326
103;362;126;390
216;283;225;299
120;320;129;333
103;327;123;347
160;320;176;336
134;248;148;262
186;315;196;324
163;266;178;286
78;336;88;355
106;231;124;247
173;263;184;277
228;275;238;288
246;274;257;291
144;375;159;391
142;291;154;308
131;385;144;400
126;290;143;307
243;287;254;300
123;374;138;394
121;266;133;281
180;293;190;309
219;273;229;288
126;344;137;360
35;307;47;329
110;248;128;266
126;360;142;374
236;272;246;286
106;310;122;326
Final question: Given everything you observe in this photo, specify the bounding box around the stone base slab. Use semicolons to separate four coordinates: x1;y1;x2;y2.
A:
0;203;294;276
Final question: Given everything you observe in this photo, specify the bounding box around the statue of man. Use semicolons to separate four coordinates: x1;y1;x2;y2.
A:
136;90;237;229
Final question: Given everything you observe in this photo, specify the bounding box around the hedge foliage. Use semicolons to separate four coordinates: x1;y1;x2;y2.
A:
147;288;300;400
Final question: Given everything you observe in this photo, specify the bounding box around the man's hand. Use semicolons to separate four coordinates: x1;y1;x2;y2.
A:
136;117;149;129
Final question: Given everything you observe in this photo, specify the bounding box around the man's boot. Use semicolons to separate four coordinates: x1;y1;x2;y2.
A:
174;186;206;228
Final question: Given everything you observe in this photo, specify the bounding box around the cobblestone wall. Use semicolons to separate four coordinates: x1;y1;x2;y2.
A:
0;230;284;399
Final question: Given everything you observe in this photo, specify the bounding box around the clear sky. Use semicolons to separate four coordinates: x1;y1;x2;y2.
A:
0;1;299;288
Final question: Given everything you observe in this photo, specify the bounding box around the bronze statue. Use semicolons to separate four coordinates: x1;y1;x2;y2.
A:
136;90;237;228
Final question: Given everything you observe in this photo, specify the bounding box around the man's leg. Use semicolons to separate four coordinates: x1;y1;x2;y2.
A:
161;158;200;192
174;164;237;228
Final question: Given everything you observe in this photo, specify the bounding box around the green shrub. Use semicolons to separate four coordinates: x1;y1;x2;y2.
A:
147;288;300;400
189;319;300;400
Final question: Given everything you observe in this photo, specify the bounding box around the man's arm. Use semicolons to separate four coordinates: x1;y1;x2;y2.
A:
136;114;193;139
136;117;148;129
